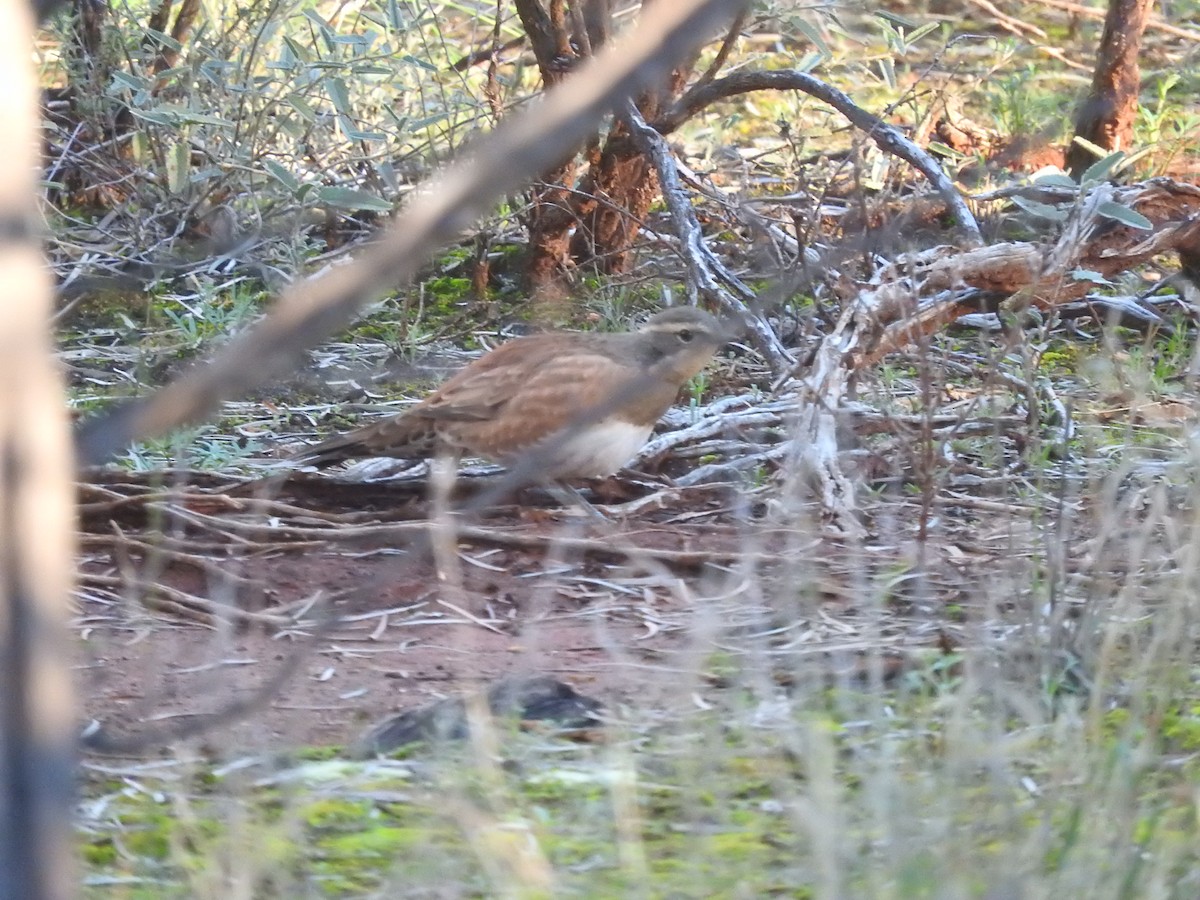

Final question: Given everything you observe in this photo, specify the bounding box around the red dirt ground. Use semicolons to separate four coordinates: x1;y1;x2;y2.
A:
73;470;965;758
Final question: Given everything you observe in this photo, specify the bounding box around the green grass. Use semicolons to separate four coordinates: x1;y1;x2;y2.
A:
76;663;1200;897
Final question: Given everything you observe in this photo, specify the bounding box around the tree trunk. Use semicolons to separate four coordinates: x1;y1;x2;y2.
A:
513;0;586;298
567;46;699;275
1065;0;1154;178
148;0;201;74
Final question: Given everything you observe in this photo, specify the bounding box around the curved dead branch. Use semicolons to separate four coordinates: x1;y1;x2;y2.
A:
658;68;983;248
783;177;1200;529
854;179;1200;367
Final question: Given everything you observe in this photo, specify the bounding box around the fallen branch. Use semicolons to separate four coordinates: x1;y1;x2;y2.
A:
855;178;1200;367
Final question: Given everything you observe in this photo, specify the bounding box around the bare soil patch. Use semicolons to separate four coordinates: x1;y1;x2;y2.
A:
74;468;982;757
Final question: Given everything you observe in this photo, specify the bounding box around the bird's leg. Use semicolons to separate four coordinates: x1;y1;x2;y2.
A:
542;480;610;522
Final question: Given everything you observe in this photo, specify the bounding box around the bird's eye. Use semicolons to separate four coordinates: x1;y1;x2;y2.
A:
677;329;694;342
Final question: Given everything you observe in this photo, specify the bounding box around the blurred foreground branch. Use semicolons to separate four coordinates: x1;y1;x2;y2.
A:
0;0;77;896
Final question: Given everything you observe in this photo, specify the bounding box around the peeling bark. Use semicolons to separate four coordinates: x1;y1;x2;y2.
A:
852;180;1200;366
516;0;710;291
513;0;586;294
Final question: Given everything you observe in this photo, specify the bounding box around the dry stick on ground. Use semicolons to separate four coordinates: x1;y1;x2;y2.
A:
621;100;795;372
154;502;766;566
791;178;1200;529
854;179;1200;368
1038;0;1200;44
76;0;751;466
962;0;1046;39
770;178;1200;530
77;574;291;627
0;0;76;894
782;301;867;535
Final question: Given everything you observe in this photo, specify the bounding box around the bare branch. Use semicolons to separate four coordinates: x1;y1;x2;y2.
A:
621;99;795;374
661;69;983;247
691;4;747;90
855;179;1200;366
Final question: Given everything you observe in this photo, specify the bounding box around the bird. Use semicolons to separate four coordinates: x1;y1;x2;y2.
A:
293;306;726;480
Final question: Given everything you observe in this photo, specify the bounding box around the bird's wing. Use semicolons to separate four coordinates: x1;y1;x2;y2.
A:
446;350;671;459
290;336;577;465
419;336;599;422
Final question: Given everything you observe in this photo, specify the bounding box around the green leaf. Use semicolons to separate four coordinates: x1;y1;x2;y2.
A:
130;131;149;163
792;17;831;58
331;33;371;48
876;10;919;28
314;186;393;212
407;111;451;130
301;8;334;36
876;18;901;50
1080;148;1126;183
199;59;232;86
1071;136;1108;160
1096;201;1153;230
1010;195;1068;221
325;76;351;116
1032;173;1078;189
129;105;233;127
907;21;942;44
130;109;175;125
351;64;396;77
165;140;190;194
877;57;896;90
143;28;182;52
281;36;310;65
398;54;439;72
110;70;150;91
1070;268;1110;284
928;141;963;160
385;0;406;30
263;160;300;193
287;96;318;123
796;51;825;74
342;127;388;142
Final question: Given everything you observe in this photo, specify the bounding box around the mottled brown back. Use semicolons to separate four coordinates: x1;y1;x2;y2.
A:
293;307;725;473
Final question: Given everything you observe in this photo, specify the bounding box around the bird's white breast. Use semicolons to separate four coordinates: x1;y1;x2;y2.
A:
539;420;653;478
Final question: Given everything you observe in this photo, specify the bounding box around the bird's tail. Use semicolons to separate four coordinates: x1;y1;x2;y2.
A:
290;431;371;467
290;414;438;468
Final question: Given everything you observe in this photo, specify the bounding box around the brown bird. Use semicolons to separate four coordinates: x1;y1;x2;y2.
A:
294;306;726;478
